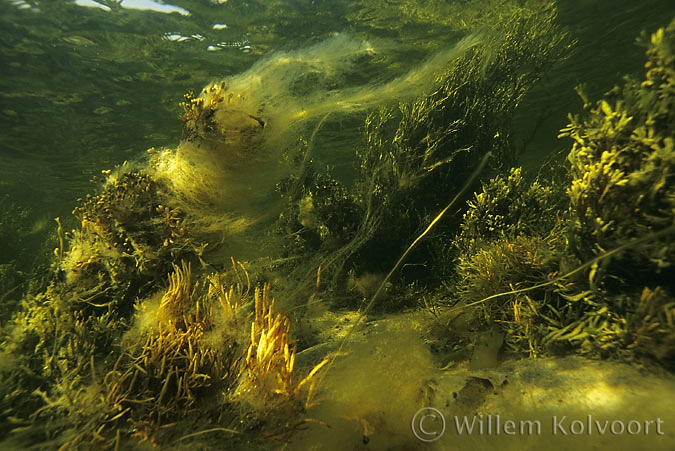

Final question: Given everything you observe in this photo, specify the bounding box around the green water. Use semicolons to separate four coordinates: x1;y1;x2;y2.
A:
1;0;671;223
1;1;675;450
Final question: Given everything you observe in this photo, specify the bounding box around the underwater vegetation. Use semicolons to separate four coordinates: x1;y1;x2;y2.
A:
144;30;485;265
0;152;328;448
556;18;675;364
62;170;204;305
441;16;675;368
1;1;675;450
278;4;571;297
0;259;325;449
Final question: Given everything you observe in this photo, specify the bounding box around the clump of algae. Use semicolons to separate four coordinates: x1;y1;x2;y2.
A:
433;17;675;369
286;15;675;449
143;31;484;265
0;164;327;447
288;318;436;450
276;3;571;302
1;249;325;449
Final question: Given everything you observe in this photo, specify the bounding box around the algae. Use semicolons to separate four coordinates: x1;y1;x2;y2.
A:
1;2;674;450
276;4;571;303
434;16;675;369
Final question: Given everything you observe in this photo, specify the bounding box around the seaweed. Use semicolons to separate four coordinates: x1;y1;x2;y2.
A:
561;18;675;280
60;168;204;317
0;163;323;448
279;4;572;300
277;168;363;255
435;18;675;367
3;7;675;451
551;17;675;364
0;256;325;448
438;167;569;357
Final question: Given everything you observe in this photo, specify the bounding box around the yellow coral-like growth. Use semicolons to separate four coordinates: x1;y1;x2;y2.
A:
98;262;326;445
233;283;325;411
158;260;198;326
105;262;240;439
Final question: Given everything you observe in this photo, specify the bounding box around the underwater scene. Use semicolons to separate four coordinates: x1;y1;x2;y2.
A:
2;0;675;449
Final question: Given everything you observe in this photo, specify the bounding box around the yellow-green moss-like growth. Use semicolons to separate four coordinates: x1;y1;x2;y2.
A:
0;258;325;449
561;18;675;273
441;20;675;367
546;18;675;366
448;168;567;356
101;263;323;446
62;169;203;310
454;167;565;258
312;5;572;294
0;162;325;449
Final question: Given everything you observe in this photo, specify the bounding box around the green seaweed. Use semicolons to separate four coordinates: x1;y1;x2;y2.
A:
277;4;571;304
435;18;675;367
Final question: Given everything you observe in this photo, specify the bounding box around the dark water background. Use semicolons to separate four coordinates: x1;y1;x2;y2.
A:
0;0;673;269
